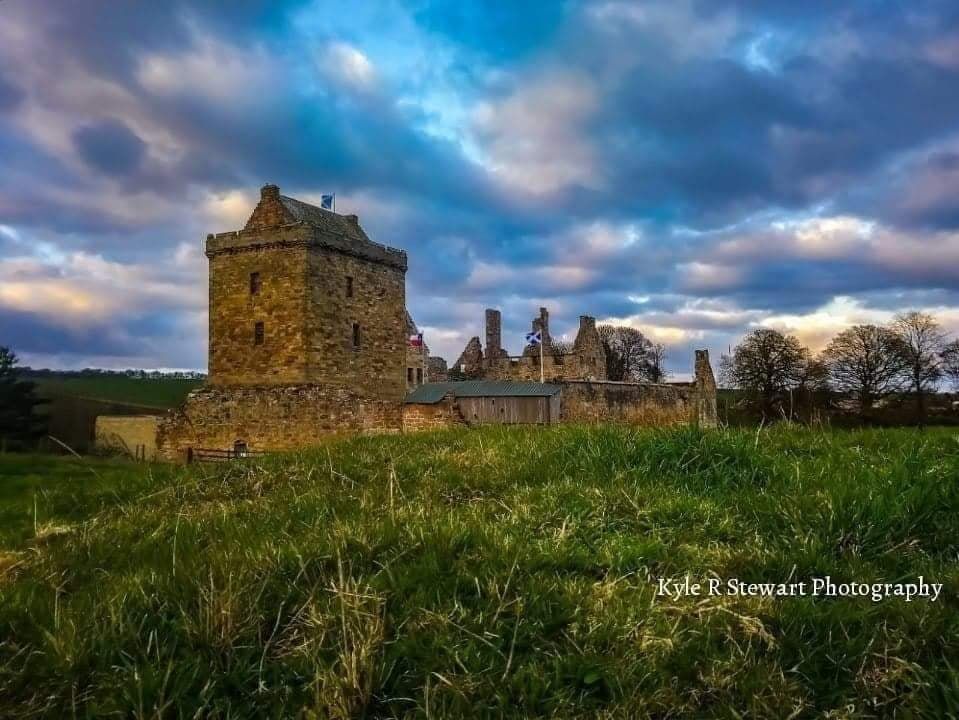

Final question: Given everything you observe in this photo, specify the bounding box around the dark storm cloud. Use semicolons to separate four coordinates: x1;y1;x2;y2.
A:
4;0;959;370
0;71;24;112
73;119;147;177
0;308;141;357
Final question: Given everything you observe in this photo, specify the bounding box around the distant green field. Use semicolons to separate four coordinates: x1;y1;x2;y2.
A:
1;425;958;717
31;375;203;409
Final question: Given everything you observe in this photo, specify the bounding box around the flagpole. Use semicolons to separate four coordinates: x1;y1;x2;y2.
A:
540;334;544;384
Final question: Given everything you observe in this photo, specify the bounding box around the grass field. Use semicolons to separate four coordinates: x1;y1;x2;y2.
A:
31;375;203;409
1;425;958;717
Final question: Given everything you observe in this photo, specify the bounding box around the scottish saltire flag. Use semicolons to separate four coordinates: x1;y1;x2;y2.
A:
525;330;542;345
321;194;334;210
409;332;423;347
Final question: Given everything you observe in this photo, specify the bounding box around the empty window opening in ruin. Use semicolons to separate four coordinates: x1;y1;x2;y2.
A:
250;272;261;295
346;276;354;298
254;321;265;345
407;367;414;383
352;322;361;349
234;440;248;457
416;368;423;384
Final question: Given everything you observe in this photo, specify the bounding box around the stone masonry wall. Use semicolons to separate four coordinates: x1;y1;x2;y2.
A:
208;234;311;385
402;393;466;432
157;385;402;461
559;381;695;426
306;248;407;401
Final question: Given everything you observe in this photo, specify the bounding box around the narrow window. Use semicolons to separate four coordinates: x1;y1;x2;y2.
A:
233;440;248;458
352;322;361;349
254;321;264;345
250;272;261;295
346;276;354;298
407;367;414;383
416;368;423;384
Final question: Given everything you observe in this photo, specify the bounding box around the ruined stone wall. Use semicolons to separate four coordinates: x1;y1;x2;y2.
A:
558;381;695;426
157;385;402;461
427;356;449;382
694;349;718;428
402;393;466;432
306;248;407;401
481;352;604;382
208;231;311;386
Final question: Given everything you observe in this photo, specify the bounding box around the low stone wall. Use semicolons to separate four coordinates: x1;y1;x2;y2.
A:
402;393;466;432
95;415;163;461
558;381;696;426
157;384;402;461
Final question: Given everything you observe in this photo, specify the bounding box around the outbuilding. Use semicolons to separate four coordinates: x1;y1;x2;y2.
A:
405;381;562;426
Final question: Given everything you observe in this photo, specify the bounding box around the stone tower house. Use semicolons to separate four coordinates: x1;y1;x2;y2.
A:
206;184;408;401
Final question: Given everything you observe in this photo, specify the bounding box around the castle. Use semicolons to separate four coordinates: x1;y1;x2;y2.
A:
94;185;716;461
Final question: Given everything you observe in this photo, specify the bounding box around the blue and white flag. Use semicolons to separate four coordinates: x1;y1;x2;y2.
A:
321;194;334;210
525;330;542;345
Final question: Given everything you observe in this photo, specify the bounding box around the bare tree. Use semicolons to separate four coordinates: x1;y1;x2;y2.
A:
643;342;669;383
892;311;947;424
720;328;809;419
597;325;663;382
942;339;959;391
822;324;905;412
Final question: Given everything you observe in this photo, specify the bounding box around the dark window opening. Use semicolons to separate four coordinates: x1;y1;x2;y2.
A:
233;440;248;458
250;272;261;295
254;321;264;345
416;368;423;384
346;276;354;298
407;367;414;383
352;322;361;349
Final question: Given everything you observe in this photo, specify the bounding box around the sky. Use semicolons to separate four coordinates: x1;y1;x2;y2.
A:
2;1;959;377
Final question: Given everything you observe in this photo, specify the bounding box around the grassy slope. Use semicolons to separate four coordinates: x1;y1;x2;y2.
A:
1;426;959;718
32;375;202;409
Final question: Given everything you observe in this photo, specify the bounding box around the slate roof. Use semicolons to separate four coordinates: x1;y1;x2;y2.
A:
279;195;371;243
406;381;562;404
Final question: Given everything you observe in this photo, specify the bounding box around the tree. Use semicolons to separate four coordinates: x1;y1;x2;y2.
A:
0;347;46;450
942;339;959;391
822;324;906;412
891;311;946;425
597;325;666;382
643;342;669;383
720;328;809;419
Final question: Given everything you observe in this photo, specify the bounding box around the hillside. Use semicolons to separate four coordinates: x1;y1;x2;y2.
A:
30;374;203;409
1;426;958;717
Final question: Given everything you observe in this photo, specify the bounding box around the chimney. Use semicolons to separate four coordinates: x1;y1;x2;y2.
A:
485;308;502;357
579;315;596;332
260;183;280;201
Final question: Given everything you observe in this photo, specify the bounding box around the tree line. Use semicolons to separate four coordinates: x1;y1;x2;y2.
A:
720;311;959;424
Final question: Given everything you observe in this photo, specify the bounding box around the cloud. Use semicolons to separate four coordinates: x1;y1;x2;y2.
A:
73;119;147;177
2;0;959;374
321;42;377;91
471;70;600;195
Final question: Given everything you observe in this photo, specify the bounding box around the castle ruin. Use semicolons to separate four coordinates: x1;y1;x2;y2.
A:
93;183;720;461
454;307;607;382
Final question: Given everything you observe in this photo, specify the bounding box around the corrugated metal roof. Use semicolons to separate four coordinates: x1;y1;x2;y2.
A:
405;381;562;404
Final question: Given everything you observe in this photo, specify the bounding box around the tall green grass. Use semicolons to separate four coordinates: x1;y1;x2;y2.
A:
1;425;958;717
